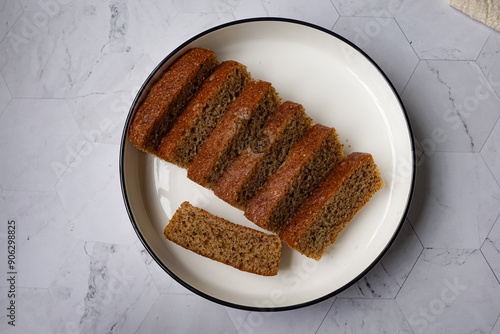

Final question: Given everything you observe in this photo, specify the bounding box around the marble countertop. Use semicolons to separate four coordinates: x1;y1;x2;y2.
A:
1;0;500;333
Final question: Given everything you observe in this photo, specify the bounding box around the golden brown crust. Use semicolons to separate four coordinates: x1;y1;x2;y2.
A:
244;124;344;233
156;60;252;168
214;149;262;209
187;80;280;189
280;152;384;260
263;101;305;137
128;48;219;153
214;101;313;209
164;202;282;276
281;153;370;245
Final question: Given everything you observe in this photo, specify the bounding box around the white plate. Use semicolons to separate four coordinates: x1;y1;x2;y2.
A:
120;18;415;311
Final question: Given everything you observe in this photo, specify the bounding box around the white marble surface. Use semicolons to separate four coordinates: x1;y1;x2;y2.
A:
0;0;499;333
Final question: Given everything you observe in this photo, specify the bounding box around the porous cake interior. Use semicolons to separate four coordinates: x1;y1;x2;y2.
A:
205;85;281;188
129;49;219;153
237;110;313;208
174;66;252;167
266;132;344;234
149;55;219;150
164;203;281;275
298;157;383;259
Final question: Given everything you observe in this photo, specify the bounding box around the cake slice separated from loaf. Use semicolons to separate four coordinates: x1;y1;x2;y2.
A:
129;48;219;153
280;152;384;260
215;101;314;210
164;202;282;276
244;124;344;234
187;80;282;189
156;60;253;168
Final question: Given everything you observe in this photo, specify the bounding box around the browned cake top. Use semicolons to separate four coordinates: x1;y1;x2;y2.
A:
156;60;248;162
280;152;373;245
244;124;336;226
262;101;306;141
214;101;312;208
213;149;262;207
187;80;275;187
128;48;218;150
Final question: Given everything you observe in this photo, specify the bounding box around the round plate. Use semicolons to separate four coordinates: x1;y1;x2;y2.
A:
120;18;415;311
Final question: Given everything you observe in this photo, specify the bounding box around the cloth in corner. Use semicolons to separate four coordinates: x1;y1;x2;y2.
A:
449;0;500;31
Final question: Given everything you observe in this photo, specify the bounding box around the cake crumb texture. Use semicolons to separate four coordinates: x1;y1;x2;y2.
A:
244;123;344;234
164;202;282;276
214;101;313;210
280;152;384;260
156;60;253;168
187;80;281;189
128;48;219;153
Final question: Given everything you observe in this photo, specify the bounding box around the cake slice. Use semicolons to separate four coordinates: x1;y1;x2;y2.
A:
280;152;384;260
129;48;219;153
215;101;313;210
156;61;253;168
164;202;282;276
187;80;281;189
244;124;344;234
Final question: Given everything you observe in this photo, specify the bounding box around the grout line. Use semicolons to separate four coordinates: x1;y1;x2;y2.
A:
0;72;14;102
0;5;24;48
329;13;340;31
478;111;500;157
478;137;500;191
53;140;87;187
314;297;336;334
394;242;424;300
0;98;13;119
395;299;416;334
475;30;493;62
134;294;162;334
400;58;421;95
335;295;404;300
489;313;500;334
480;245;500;285
406;218;425;250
